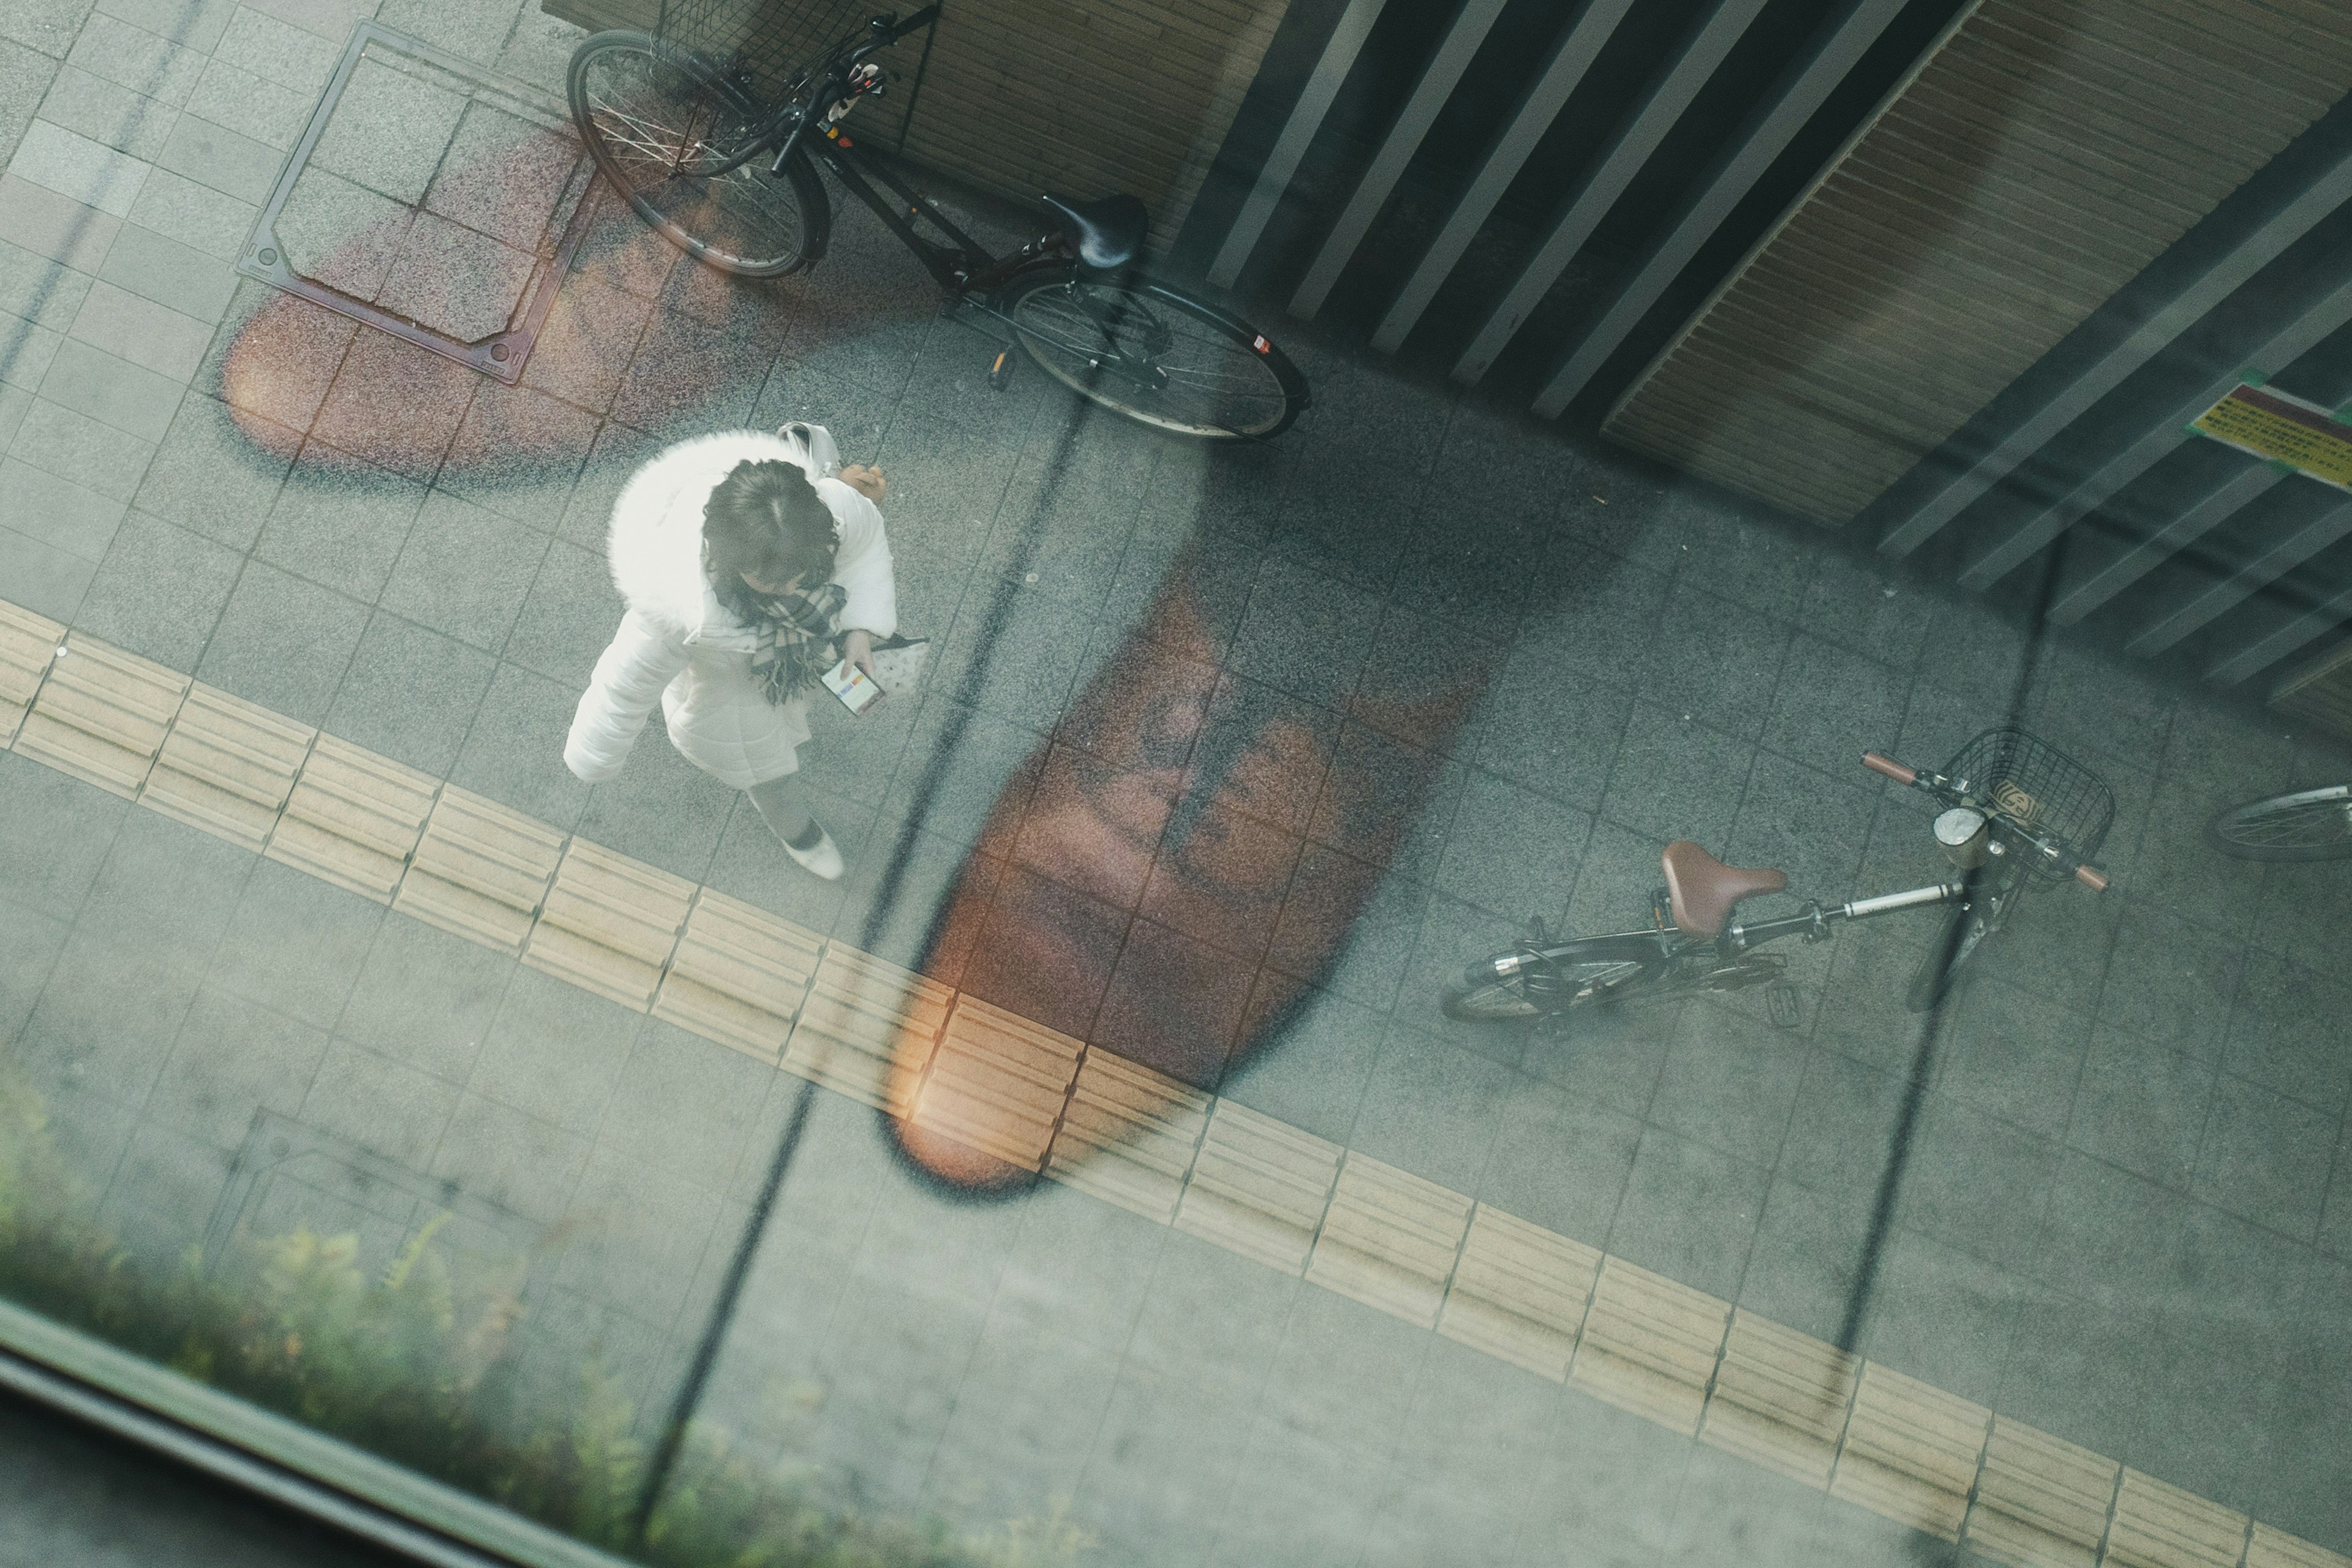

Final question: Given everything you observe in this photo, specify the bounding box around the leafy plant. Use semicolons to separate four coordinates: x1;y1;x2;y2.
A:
0;1064;1092;1568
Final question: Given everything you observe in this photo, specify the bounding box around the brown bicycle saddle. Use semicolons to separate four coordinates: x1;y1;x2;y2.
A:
1661;841;1789;938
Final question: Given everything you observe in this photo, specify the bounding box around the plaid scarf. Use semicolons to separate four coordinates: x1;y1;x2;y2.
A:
741;579;847;704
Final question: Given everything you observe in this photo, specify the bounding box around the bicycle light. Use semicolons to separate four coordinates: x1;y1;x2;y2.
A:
1934;807;1989;869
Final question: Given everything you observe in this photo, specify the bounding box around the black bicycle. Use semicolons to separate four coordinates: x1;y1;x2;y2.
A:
1442;728;2114;1027
565;2;1308;439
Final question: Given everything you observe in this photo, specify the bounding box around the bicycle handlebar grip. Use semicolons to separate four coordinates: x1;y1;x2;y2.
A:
1861;751;1916;786
2075;864;2110;893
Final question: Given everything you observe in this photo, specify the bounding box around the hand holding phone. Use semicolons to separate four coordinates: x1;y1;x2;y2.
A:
821;657;884;715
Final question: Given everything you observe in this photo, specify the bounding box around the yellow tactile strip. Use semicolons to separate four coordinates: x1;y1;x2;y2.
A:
2;614;2343;1568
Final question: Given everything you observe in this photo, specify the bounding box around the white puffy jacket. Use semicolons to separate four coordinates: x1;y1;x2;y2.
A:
564;431;896;790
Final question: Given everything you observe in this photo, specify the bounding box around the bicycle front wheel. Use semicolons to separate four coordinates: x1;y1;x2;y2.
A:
1000;270;1307;439
568;31;824;277
2206;785;2352;860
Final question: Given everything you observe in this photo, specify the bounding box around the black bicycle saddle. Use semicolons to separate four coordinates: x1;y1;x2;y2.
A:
1042;193;1145;270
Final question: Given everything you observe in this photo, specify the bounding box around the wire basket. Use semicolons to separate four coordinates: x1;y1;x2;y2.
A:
1940;726;2114;880
654;0;874;102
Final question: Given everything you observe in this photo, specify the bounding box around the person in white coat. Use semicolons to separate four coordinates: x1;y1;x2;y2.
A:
564;428;895;880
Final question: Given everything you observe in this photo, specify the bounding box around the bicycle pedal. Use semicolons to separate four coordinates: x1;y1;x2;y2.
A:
987;347;1016;390
1766;981;1802;1030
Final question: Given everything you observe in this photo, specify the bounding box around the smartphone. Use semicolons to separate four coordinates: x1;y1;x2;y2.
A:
821;657;884;715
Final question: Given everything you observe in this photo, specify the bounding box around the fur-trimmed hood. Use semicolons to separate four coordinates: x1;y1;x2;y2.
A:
605;429;848;636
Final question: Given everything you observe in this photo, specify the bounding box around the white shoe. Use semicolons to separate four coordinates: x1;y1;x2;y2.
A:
782;823;843;880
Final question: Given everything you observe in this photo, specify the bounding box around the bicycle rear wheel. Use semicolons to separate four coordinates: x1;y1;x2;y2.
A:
2206;785;2352;860
1000;269;1306;439
569;31;825;277
1441;939;1653;1024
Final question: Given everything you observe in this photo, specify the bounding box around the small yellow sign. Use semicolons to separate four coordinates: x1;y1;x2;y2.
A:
2191;382;2352;489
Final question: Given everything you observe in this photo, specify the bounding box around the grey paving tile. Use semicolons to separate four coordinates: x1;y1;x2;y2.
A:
2024;636;2177;777
251;439;422;598
553;417;655;548
10;391;149;499
213;3;337;91
153;109;279;204
2065;1025;2214;1191
423;97;574;251
434;379;597;532
0;380;24;444
321;608;495;775
130;388;288;545
307;325;476;484
1634;581;1789;745
0;234;89;328
94;0;237;53
1663;1417;1842;1568
1388;886;1532;1054
375;210;535;339
1467;647;1631;815
274;163;413;301
1476;1077;1640;1246
1856;1225;2034;1408
2223;948;2352;1115
0;518;94;614
195;558;368;720
2135;1317;2297;1524
67;273;213;380
195;278;352;435
52;802;250;980
1512;1395;1684;1568
96;203;234;319
2024;1148;2195;1316
376;488;549;652
1224;553;1381;713
308;55;467;205
0;747;127;908
64;9;201;99
1433;766;1591;924
2190;1073;2337;1242
1763;630;1911;772
930;578;1097;734
524;271;651;420
1606;1122;1770;1301
573;722;738;884
69;507;237;666
2324;1126;2352;1262
1599;704;1749;848
0;309;63;390
464;963;638;1135
1994;1295;2165;1471
501;534;616;681
0;454;123;557
1725;748;1878;905
300;1036;461;1168
11;118;151;216
0;898;70;1041
336;915;511;1082
1733;1173;1871;1345
1776;1044;1904;1204
427;1090;590;1223
1343;1021;1518;1193
143;982;327;1150
592;1017;772;1196
1797;547;1934;671
184;55;312;149
0;43;50;166
36;61;181;158
2097;902;2242;1065
447;658;590;829
99;1117;235;1268
608;300;773;439
0;170;119;271
1648;1001;1811;1168
1931;977;2090;1143
239;0;375;45
209;855;384;1030
36;333;182;440
1898;1093;2058;1275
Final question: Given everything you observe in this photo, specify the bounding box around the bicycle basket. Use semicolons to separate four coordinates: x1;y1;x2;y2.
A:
1940;726;2114;881
654;0;876;102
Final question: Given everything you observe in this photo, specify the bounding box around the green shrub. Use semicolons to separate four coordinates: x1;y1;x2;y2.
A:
0;1065;1091;1568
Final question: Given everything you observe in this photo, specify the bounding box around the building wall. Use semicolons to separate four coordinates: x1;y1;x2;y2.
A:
1604;0;2352;525
543;0;1294;246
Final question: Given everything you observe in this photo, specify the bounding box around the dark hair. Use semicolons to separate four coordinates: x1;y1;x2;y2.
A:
703;459;837;619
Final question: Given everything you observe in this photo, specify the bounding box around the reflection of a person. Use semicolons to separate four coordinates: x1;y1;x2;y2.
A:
564;430;895;881
889;541;1476;1189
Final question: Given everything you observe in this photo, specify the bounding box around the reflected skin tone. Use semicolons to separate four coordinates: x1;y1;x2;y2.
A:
215;147;1483;1196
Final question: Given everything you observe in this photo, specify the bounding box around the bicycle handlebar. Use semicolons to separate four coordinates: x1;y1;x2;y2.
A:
1859;748;2111;893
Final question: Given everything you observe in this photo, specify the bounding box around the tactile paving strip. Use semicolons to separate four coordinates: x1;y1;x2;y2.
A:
141;684;315;852
3;592;2346;1568
1829;1359;1990;1540
1043;1049;1212;1224
0;601;61;746
395;786;566;953
652;891;824;1066
906;997;1085;1174
1699;1310;1860;1488
1173;1099;1342;1275
1304;1152;1472;1330
1569;1255;1733;1436
1436;1204;1599;1381
1966;1417;2124;1568
15;636;189;797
